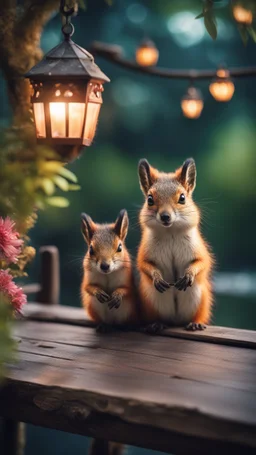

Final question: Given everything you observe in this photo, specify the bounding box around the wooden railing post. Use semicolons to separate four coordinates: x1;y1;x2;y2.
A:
89;440;123;455
1;419;25;455
37;246;60;305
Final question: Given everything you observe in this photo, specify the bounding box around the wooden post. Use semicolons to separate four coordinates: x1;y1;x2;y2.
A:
89;440;123;455
1;419;25;455
37;246;60;305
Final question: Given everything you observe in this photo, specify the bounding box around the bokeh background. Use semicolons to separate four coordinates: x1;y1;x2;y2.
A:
1;0;256;453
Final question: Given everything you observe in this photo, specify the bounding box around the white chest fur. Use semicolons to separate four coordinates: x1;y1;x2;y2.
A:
87;268;132;324
146;227;199;281
144;227;201;324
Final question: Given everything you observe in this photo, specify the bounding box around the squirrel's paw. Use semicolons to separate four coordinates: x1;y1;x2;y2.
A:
108;294;122;310
144;322;168;335
96;290;110;304
175;273;194;291
153;276;170;293
186;322;206;331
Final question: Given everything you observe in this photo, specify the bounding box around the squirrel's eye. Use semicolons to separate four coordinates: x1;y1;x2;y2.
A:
147;195;154;206
89;245;94;256
117;244;122;253
178;193;186;204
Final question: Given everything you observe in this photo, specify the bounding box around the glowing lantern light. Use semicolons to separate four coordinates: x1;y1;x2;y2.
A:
181;87;204;119
209;68;235;102
25;17;110;160
136;39;159;67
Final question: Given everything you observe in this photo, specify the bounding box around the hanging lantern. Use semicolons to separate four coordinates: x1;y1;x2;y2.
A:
209;68;235;102
136;39;159;67
233;5;253;25
25;4;110;160
181;86;204;119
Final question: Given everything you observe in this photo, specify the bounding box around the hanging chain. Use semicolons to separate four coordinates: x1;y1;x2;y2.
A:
60;1;76;40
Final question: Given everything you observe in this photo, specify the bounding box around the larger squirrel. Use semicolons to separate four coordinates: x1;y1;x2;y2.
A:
137;158;213;332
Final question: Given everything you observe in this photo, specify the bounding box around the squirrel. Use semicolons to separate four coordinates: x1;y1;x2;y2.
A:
137;158;214;332
81;209;137;330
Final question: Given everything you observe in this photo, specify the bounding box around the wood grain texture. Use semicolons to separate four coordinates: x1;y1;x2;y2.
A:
1;319;255;454
24;303;256;349
1;385;254;455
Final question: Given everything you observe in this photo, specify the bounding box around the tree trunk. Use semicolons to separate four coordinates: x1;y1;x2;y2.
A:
0;0;60;123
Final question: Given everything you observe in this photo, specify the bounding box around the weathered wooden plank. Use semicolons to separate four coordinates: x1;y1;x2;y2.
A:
23;303;256;349
16;338;256;392
14;321;256;366
1;383;254;455
23;284;41;295
24;302;94;325
6;320;256;449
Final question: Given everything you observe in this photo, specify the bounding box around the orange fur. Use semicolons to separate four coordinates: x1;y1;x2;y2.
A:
137;158;214;328
81;211;138;326
81;250;138;324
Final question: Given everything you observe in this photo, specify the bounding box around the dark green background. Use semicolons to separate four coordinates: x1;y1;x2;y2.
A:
1;0;256;453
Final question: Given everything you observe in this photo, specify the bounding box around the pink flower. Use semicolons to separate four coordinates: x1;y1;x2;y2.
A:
0;269;27;314
0;217;23;264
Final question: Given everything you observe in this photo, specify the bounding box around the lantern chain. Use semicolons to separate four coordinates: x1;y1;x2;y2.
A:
60;1;75;40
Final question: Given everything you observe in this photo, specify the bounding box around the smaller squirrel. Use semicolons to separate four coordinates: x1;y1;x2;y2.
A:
81;209;137;330
137;158;214;332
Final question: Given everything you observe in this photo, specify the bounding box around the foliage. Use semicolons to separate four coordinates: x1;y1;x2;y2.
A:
0;294;16;383
196;0;256;43
0;220;28;383
0;125;80;278
0;126;79;224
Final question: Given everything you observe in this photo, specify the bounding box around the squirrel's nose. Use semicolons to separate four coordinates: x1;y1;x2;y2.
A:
100;262;110;272
160;212;171;223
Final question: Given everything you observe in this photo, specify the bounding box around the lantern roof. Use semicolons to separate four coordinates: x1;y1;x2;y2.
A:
25;39;110;82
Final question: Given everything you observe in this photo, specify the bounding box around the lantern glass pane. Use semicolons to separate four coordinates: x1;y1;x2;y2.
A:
83;102;101;145
50;102;66;138
33;103;46;138
69;103;85;137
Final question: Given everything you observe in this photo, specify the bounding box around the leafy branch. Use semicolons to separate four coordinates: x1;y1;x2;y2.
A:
196;0;256;44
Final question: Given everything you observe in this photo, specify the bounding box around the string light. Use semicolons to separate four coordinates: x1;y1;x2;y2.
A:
91;37;256;119
181;86;204;119
233;5;253;25
136;39;159;67
209;68;235;102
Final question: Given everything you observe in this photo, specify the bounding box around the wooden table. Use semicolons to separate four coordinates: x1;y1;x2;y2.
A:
1;303;256;455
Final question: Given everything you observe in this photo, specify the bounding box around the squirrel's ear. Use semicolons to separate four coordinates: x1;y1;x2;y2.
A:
81;213;95;244
178;158;196;193
138;159;157;195
114;209;129;241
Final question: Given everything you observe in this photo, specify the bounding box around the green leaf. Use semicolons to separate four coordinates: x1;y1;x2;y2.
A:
52;175;69;191
195;12;205;19
78;0;86;9
46;197;70;208
247;26;256;42
68;184;81;191
40;161;63;174
204;14;217;40
105;0;113;5
40;178;55;196
57;166;78;183
238;24;249;45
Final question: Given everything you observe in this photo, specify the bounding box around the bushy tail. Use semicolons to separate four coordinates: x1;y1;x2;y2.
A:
89;439;124;455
